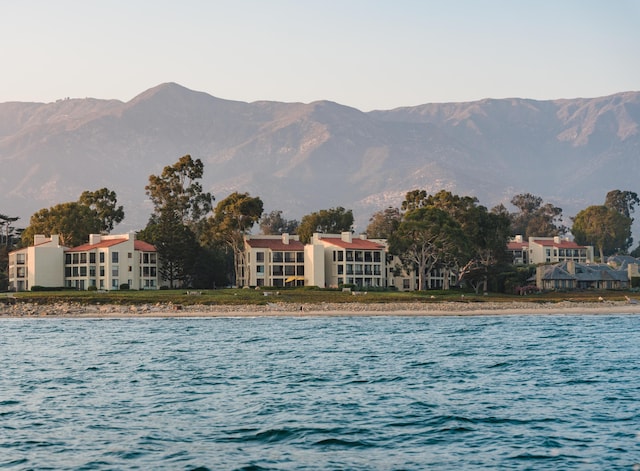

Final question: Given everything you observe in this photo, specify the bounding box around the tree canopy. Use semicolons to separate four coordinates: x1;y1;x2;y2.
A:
79;188;124;233
297;207;354;244
259;210;299;235
145;154;213;226
365;207;401;239
206;192;264;286
509;193;565;238
21;202;102;247
140;155;214;287
571;205;631;261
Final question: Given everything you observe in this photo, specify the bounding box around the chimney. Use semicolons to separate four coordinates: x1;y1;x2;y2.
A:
566;260;576;275
515;235;523;243
341;232;352;243
554;236;561;244
89;234;101;245
282;233;290;245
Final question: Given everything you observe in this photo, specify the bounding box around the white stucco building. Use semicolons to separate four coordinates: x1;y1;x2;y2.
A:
8;233;159;291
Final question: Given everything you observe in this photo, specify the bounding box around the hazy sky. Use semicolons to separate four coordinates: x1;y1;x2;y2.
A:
2;0;638;111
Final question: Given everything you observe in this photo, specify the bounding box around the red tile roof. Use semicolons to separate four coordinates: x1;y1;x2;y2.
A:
321;238;385;250
135;240;156;252
533;239;586;249
65;238;156;252
66;238;127;252
507;241;528;250
246;239;305;251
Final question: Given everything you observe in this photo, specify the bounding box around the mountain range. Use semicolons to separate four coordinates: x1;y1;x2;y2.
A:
1;83;639;236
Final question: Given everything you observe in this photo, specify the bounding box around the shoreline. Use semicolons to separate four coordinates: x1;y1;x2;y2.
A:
2;300;640;319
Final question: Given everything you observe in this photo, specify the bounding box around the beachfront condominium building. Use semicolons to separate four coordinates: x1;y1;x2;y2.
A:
242;233;305;287
305;232;387;289
507;235;594;265
65;233;158;290
8;235;67;291
8;233;159;291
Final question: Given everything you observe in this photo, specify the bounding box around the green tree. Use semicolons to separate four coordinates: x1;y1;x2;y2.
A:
509;193;565;238
422;190;511;292
259;210;299;235
206;192;264;287
389;206;465;291
79;188;125;233
604;189;639;251
138;212;199;288
145;154;213;226
604;190;639;219
571;205;631;261
365;207;401;239
141;155;214;287
0;213;20;248
297;207;354;244
21;202;102;247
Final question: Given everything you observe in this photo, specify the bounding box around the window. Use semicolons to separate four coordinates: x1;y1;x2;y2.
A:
150;267;156;277
65;253;72;264
285;252;295;263
100;266;105;277
128;266;132;272
296;252;304;263
17;253;26;264
296;266;304;276
72;267;79;277
80;267;87;277
112;279;119;288
346;251;353;261
338;265;344;275
143;253;149;264
80;253;87;264
273;266;284;276
65;267;72;277
72;253;79;264
273;252;283;263
89;266;96;277
89;252;96;264
374;252;381;263
337;251;344;262
403;279;411;290
257;265;264;274
150;253;156;264
128;252;132;259
112;252;119;263
256;252;265;263
285;265;295;276
112;268;119;277
100;252;105;263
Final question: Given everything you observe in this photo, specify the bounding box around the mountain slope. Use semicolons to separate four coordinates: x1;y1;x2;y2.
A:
1;83;638;235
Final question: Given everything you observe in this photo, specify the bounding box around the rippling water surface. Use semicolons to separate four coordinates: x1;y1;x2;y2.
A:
1;314;639;470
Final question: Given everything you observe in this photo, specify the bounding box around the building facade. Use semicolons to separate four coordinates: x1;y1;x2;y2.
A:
306;232;387;289
508;235;594;265
243;233;305;287
8;233;158;291
8;235;66;291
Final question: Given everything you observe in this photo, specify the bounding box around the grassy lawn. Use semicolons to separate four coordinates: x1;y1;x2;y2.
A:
4;288;633;306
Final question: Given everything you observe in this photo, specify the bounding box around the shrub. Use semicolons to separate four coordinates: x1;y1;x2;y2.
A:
119;283;130;290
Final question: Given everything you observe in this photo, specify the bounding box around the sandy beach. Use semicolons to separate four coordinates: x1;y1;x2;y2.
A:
2;299;640;318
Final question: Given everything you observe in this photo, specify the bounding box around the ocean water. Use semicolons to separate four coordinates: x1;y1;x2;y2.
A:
1;314;639;470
